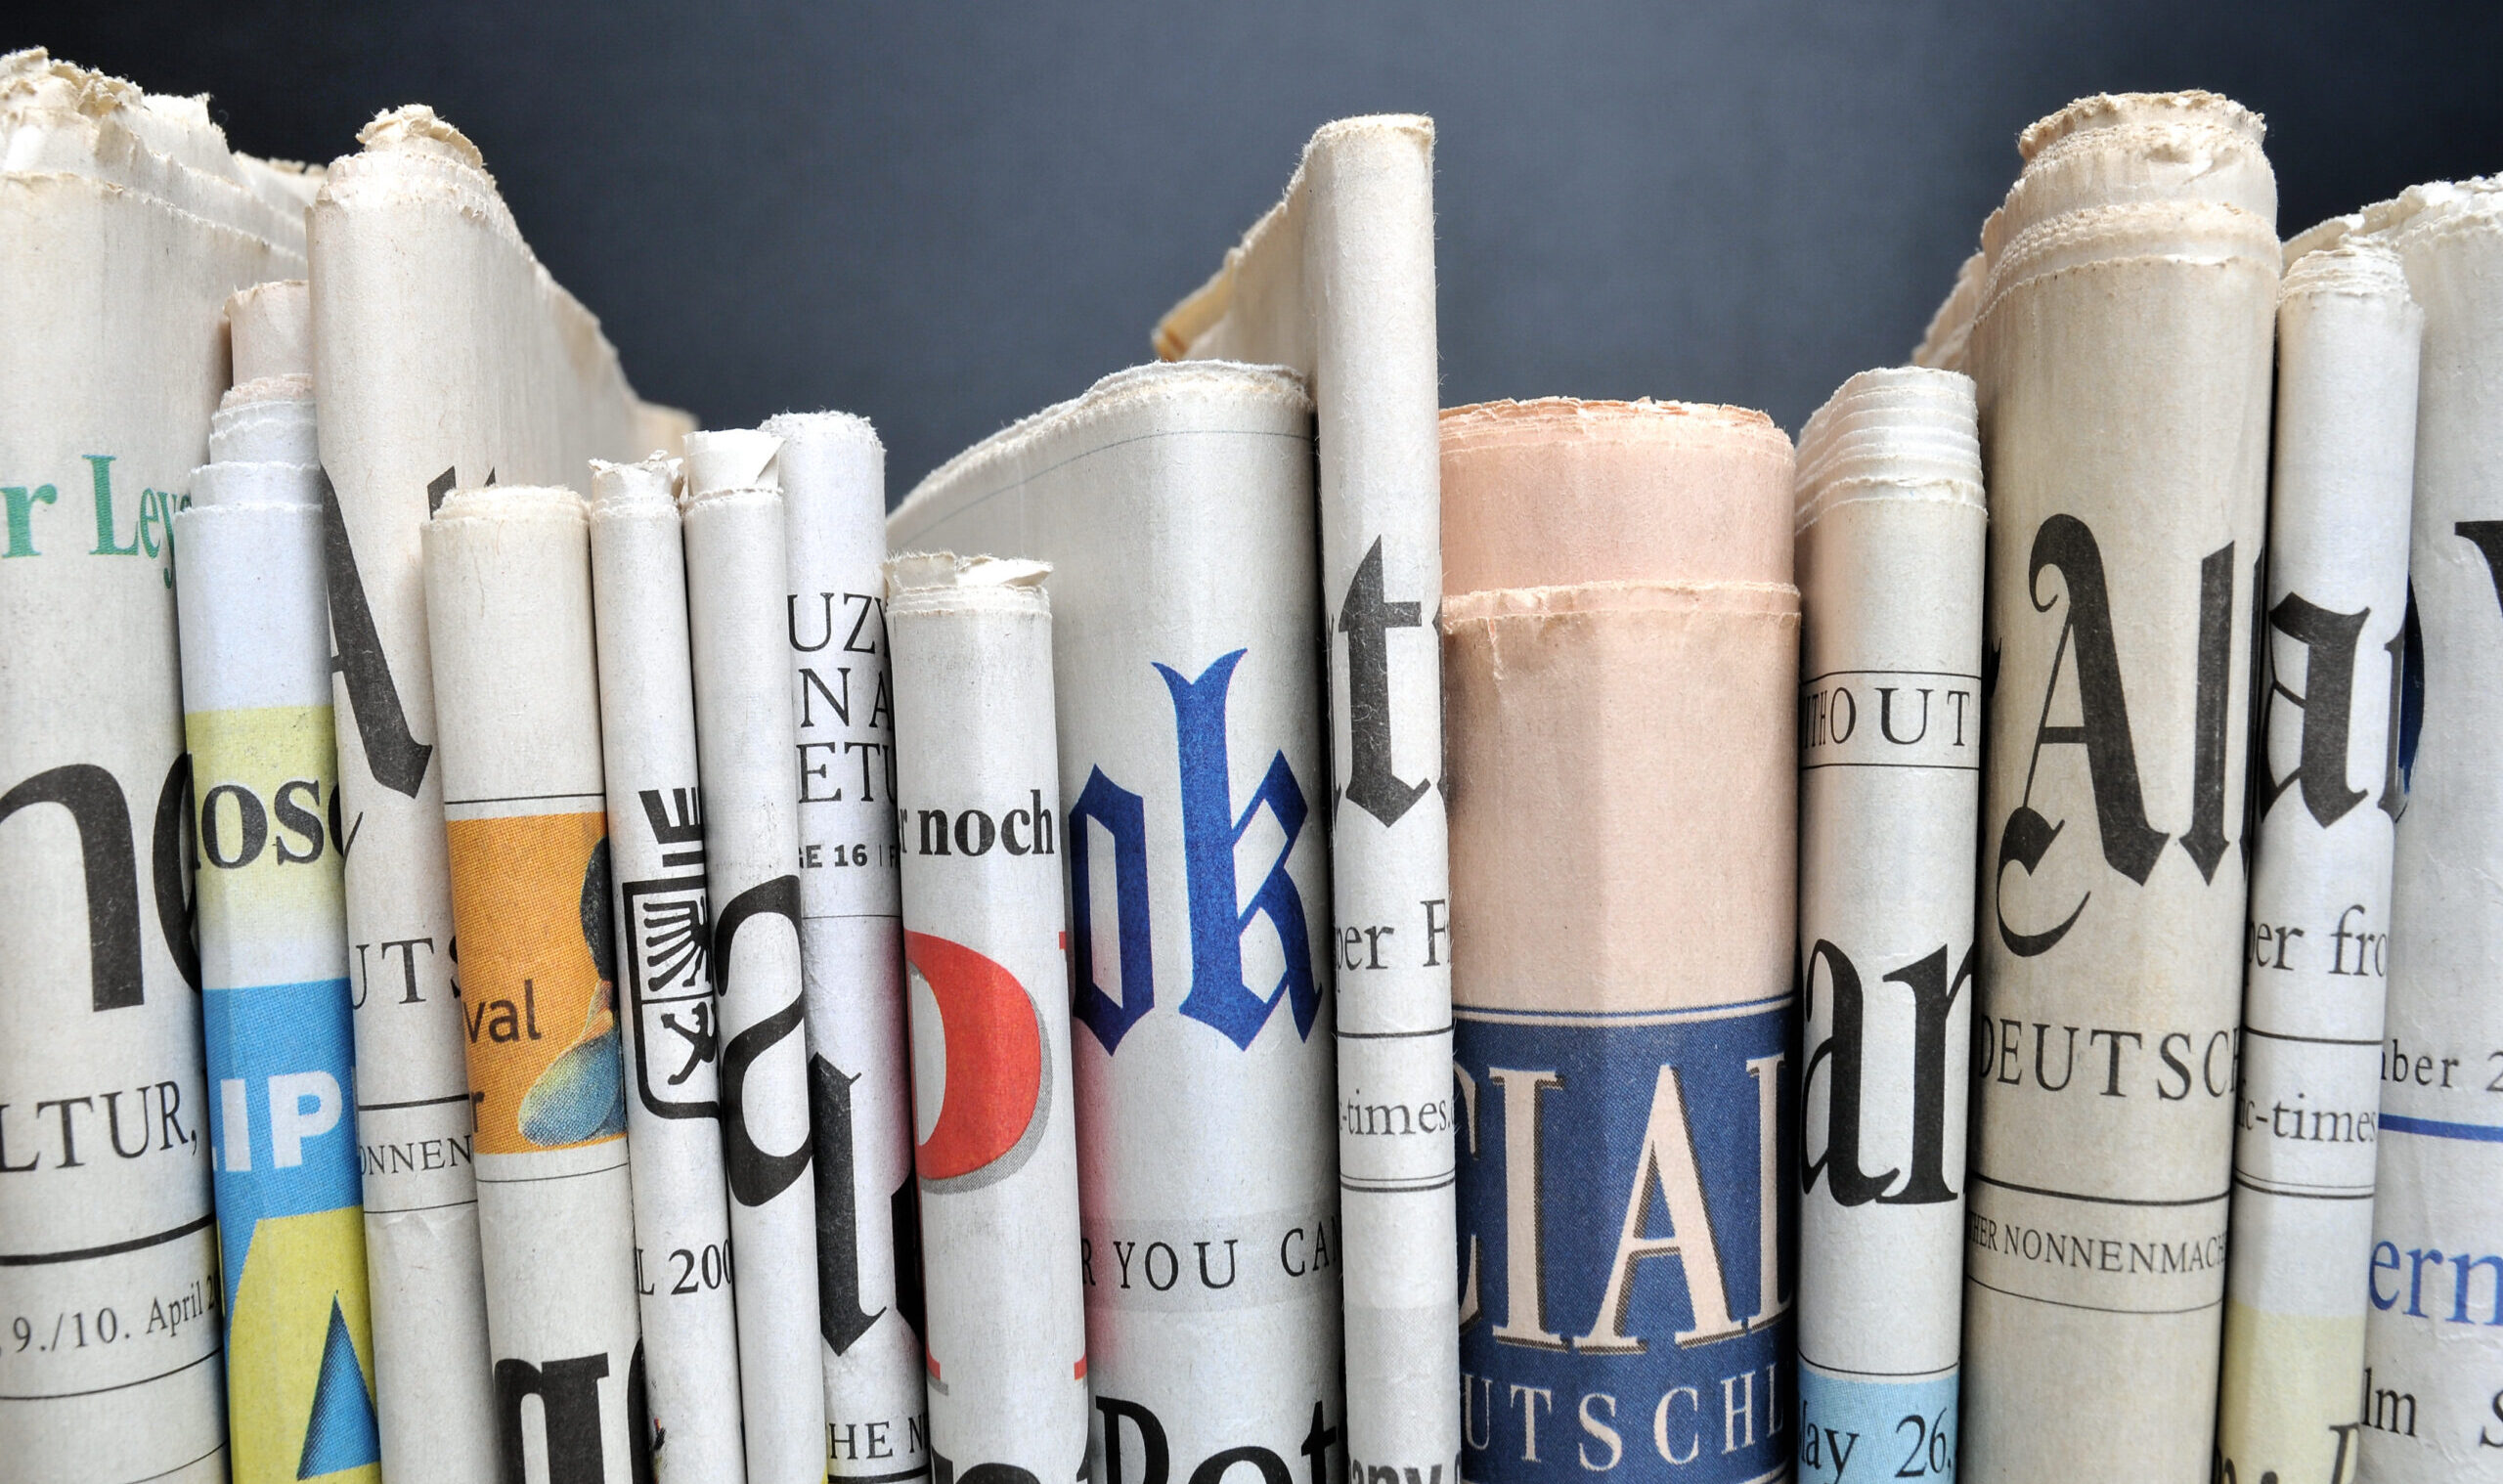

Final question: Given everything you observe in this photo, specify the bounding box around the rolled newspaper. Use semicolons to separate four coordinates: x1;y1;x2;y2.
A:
1790;369;1984;1479
311;103;640;1480
761;411;932;1476
885;553;1090;1481
1157;116;1457;1479
681;430;830;1482
175;350;381;1483
2352;177;2503;1484
2210;238;2419;1484
0;50;309;1483
1960;93;2279;1481
891;363;1340;1484
423;486;645;1483
1441;398;1799;1484
589;456;747;1483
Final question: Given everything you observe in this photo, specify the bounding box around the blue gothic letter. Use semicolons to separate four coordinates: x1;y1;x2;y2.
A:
1156;650;1319;1049
1070;765;1155;1053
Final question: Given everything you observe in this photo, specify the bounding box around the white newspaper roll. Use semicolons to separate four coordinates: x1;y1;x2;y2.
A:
890;364;1339;1484
1156;117;1456;1480
312;104;640;1481
2212;240;2419;1484
1962;93;2278;1482
176;437;381;1484
589;457;747;1484
1791;369;1984;1479
763;411;932;1479
681;430;830;1483
0;50;307;1484
885;554;1090;1483
423;487;646;1484
2355;178;2503;1484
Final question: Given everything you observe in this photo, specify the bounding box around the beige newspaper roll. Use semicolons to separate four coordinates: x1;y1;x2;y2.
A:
424;487;645;1484
885;554;1090;1483
2213;240;2419;1484
2350;178;2503;1484
1156;116;1456;1480
1441;399;1798;1484
0;49;308;1484
681;430;830;1483
311;104;640;1483
589;457;747;1484
891;363;1337;1484
761;411;932;1477
1791;369;1984;1481
1960;93;2278;1483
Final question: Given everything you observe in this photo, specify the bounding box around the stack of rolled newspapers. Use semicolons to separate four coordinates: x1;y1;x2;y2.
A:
8;42;2503;1484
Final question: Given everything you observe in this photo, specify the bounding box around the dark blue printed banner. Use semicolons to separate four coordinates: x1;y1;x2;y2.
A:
1458;1001;1794;1484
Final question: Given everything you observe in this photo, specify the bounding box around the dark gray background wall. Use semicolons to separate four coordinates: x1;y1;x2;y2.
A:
29;3;2503;494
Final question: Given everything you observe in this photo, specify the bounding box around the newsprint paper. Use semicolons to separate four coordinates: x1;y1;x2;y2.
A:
177;308;382;1484
589;456;747;1484
0;49;307;1484
890;364;1341;1484
1790;369;1984;1482
761;411;933;1480
2354;176;2503;1484
681;431;831;1483
2212;240;2419;1484
1961;93;2278;1483
311;103;639;1483
886;555;1091;1484
1156;116;1458;1482
424;488;645;1484
1440;399;1799;1484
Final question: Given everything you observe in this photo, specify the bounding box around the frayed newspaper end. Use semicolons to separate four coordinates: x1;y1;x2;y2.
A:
228;279;310;382
683;426;783;497
884;551;1051;604
588;455;682;516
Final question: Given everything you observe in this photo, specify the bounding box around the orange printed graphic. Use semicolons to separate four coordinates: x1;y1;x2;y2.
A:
445;811;625;1155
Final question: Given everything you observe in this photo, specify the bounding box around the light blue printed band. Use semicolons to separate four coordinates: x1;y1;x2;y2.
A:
1796;1368;1957;1483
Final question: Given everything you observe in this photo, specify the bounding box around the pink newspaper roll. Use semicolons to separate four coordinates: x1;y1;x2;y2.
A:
1442;400;1798;1484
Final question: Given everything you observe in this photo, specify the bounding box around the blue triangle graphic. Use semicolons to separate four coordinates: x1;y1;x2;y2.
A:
297;1295;381;1478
